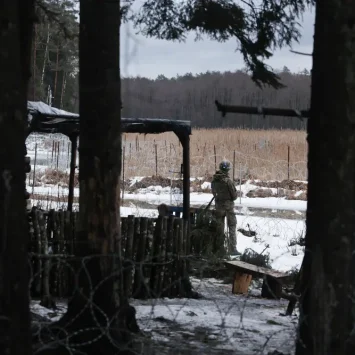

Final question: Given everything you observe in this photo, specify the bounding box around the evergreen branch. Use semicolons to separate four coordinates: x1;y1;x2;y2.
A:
131;0;315;88
36;0;78;40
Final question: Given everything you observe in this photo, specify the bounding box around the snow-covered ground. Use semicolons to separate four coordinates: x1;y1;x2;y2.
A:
32;278;298;354
29;179;307;210
27;133;305;354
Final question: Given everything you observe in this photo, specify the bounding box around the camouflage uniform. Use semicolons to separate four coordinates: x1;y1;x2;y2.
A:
211;161;238;254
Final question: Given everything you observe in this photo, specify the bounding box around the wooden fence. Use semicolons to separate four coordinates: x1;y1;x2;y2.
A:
28;207;190;301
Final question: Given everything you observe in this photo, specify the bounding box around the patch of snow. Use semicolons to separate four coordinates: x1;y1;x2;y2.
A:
130;278;298;354
201;181;211;190
30;278;298;354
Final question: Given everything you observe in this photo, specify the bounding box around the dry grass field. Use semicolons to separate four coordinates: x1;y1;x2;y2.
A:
26;129;308;206
122;128;307;181
27;128;308;182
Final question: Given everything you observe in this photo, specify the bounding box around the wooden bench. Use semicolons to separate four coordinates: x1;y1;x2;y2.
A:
224;260;290;299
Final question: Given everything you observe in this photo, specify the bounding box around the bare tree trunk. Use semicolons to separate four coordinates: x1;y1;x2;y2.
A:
43;1;139;354
32;23;37;101
0;0;35;354
40;23;50;95
53;46;59;101
296;1;355;355
60;71;67;109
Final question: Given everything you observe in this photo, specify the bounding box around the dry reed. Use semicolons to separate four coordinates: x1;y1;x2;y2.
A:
122;129;307;181
30;129;307;181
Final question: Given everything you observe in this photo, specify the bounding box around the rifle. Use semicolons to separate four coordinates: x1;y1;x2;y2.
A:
204;196;215;211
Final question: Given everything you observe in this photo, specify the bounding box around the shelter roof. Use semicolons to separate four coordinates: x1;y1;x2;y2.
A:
27;101;191;137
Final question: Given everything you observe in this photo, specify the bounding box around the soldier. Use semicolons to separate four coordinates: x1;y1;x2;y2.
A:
211;160;240;256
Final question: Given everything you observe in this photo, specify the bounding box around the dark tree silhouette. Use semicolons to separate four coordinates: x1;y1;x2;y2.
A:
121;70;311;129
0;0;35;354
36;1;138;354
296;1;355;354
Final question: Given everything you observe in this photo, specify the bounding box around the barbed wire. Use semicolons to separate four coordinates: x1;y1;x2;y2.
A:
27;188;305;353
25;131;306;355
29;247;302;354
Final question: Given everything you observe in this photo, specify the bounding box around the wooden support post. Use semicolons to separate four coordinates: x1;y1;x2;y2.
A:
261;275;283;299
68;134;78;212
232;272;252;294
180;133;191;288
180;134;190;228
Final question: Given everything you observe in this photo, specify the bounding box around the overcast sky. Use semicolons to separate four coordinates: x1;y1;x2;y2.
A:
120;9;314;79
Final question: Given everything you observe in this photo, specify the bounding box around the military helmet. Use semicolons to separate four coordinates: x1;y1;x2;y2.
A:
219;160;231;172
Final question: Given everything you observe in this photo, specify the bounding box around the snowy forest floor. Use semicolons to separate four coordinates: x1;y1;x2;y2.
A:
31;277;298;355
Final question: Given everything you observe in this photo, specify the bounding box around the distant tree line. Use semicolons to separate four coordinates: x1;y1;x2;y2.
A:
30;1;310;131
121;67;311;130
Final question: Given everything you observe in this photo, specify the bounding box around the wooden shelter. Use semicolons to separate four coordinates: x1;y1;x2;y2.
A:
27;101;192;224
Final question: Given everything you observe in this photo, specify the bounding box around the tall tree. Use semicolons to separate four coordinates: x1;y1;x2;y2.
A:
40;1;138;353
31;0;79;111
296;1;355;354
0;0;35;354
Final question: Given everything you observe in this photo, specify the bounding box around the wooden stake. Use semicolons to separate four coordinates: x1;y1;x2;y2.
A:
155;143;158;176
287;145;290;180
214;145;217;171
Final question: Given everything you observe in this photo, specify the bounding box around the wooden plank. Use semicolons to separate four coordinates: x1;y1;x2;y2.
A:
58;210;65;297
131;217;140;294
162;215;174;297
225;260;288;280
171;218;180;297
149;216;163;297
177;218;184;297
145;219;155;297
123;215;135;298
157;216;168;296
132;217;148;299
